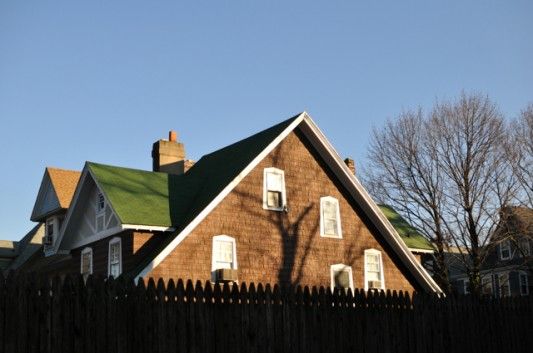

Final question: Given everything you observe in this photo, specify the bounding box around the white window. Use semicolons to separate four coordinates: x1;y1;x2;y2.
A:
481;275;493;296
96;192;105;213
320;196;342;238
498;273;510;297
96;191;106;233
463;280;470;295
519;272;529;296
81;247;93;277
330;264;354;292
263;168;286;211
108;237;122;278
500;240;511;260
364;249;385;291
46;218;55;237
212;235;237;271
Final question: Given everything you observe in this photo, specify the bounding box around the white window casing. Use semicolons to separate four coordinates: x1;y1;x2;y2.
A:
519;272;529;296
330;264;354;292
95;191;106;233
108;237;122;278
498;272;510;297
212;235;238;272
320;196;342;238
463;280;470;295
364;249;385;291
81;247;93;276
500;240;511;260
263;168;286;211
481;275;493;296
519;239;530;257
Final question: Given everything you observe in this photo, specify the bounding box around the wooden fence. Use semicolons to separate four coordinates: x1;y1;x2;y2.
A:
0;273;531;353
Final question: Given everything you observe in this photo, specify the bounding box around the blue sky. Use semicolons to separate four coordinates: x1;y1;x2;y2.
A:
1;0;532;240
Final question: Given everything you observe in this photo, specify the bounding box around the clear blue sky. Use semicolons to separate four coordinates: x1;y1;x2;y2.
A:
1;1;532;240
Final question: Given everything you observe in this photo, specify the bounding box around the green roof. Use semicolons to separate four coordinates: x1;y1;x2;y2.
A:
378;205;433;251
88;115;300;230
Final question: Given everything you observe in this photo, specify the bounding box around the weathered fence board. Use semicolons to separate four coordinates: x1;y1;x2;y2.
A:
0;273;531;353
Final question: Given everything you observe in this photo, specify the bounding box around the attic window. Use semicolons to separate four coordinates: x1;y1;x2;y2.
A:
320;196;342;238
364;249;385;291
96;192;105;213
263;168;286;211
500;240;511;260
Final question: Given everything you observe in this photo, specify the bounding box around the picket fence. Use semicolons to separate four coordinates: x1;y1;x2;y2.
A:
0;273;531;353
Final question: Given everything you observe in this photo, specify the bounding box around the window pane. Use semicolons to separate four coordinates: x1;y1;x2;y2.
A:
481;277;492;295
334;270;350;290
324;219;338;236
81;252;91;274
323;201;337;219
215;240;234;264
267;191;282;208
266;172;282;191
110;242;120;264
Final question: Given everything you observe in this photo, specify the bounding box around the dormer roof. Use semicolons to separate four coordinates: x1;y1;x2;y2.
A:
30;168;81;221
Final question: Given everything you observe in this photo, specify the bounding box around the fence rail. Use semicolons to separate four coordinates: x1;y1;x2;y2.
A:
0;273;531;353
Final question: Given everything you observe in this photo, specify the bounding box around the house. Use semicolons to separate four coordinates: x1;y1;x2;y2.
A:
19;113;441;293
0;224;44;273
378;205;434;263
449;207;532;296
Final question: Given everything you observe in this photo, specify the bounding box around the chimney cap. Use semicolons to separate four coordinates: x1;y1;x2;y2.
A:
169;130;178;142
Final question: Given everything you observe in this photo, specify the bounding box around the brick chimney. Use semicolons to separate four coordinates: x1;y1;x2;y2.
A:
152;131;188;175
344;158;356;175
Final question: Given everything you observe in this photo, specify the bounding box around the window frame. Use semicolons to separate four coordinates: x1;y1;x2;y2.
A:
463;279;470;295
499;240;511;260
481;275;493;296
330;264;354;292
108;237;122;278
211;235;238;272
519;272;529;296
80;247;93;276
320;196;342;239
364;249;385;291
263;167;286;211
498;272;510;297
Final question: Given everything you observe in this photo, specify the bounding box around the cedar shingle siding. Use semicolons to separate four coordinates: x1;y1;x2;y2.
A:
148;130;417;292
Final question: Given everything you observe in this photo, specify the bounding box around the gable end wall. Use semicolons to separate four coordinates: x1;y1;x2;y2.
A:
147;130;418;292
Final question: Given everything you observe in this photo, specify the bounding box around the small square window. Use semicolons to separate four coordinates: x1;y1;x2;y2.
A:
330;264;353;292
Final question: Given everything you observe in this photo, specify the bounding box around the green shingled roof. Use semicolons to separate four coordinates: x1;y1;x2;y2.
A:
379;205;433;251
88;115;299;230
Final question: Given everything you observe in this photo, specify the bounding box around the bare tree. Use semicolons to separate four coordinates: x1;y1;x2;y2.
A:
363;93;517;295
364;109;450;292
508;104;533;207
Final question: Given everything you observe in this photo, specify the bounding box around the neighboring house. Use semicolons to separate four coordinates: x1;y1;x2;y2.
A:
0;224;44;273
449;207;532;297
19;113;441;293
378;205;434;262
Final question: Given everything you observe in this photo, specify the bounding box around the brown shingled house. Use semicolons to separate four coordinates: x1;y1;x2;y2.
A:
19;113;441;293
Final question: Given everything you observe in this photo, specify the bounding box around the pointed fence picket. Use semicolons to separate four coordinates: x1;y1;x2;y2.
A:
0;273;531;353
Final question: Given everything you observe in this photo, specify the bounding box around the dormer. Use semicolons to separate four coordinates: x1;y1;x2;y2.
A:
30;168;81;251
